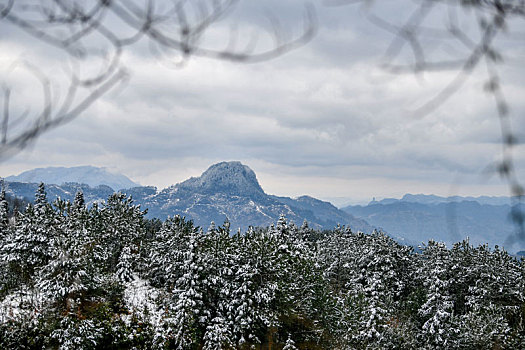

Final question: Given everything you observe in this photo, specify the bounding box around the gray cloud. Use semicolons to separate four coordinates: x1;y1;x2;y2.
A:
2;0;524;203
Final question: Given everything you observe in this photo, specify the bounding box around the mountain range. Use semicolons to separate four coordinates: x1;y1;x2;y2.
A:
370;193;511;206
342;198;521;252
3;162;523;253
3;162;371;233
6;166;139;191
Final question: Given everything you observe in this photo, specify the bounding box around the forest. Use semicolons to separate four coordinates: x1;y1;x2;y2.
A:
0;183;524;349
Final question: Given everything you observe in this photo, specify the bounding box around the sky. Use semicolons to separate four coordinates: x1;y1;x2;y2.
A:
1;0;524;206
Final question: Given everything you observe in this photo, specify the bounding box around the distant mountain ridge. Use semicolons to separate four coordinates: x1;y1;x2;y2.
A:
5;166;140;191
7;163;521;252
371;193;511;206
343;199;523;253
4;182;115;207
4;161;372;233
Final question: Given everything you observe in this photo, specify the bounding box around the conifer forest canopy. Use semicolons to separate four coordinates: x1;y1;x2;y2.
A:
0;186;524;348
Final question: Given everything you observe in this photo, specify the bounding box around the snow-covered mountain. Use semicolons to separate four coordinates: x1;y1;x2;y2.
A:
5;166;140;191
4;181;115;208
4;161;372;232
177;161;266;199
131;161;372;232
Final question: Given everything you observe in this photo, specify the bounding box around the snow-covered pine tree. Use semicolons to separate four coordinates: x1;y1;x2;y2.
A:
2;184;55;286
50;316;104;350
0;179;8;233
147;215;195;290
38;194;103;316
353;231;414;347
162;229;207;348
225;225;283;346
34;183;47;211
299;219;317;242
73;190;85;209
0;179;11;297
282;334;298;350
98;193;145;280
200;221;234;349
37;231;89;313
226;228;261;346
311;225;358;344
317;228;416;347
276;214;288;236
448;241;523;348
318;225;355;293
417;240;455;347
271;216;329;345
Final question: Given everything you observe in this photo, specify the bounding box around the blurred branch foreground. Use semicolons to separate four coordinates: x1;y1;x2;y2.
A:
0;0;316;158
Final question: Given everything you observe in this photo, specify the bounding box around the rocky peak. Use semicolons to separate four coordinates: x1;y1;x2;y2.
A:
177;161;265;197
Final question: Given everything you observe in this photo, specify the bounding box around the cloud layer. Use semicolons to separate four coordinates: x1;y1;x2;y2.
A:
2;1;524;205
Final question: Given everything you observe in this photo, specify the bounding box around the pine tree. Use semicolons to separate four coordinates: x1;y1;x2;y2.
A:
417;240;455;347
98;193;145;279
37;195;101;315
34;183;47;211
319;225;355;293
73;190;85;209
0;179;11;296
225;226;283;346
200;221;234;349
0;179;8;233
163;229;207;348
447;241;523;348
283;334;298;350
2;184;56;285
147;215;195;289
37;231;90;313
299;219;316;242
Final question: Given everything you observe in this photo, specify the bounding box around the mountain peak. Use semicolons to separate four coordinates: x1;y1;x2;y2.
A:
5;166;140;191
178;161;265;197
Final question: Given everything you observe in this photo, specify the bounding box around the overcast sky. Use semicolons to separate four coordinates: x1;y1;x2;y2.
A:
1;0;524;206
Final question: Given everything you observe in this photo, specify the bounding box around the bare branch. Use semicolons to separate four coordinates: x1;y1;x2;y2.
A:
1;88;9;145
0;0;317;160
